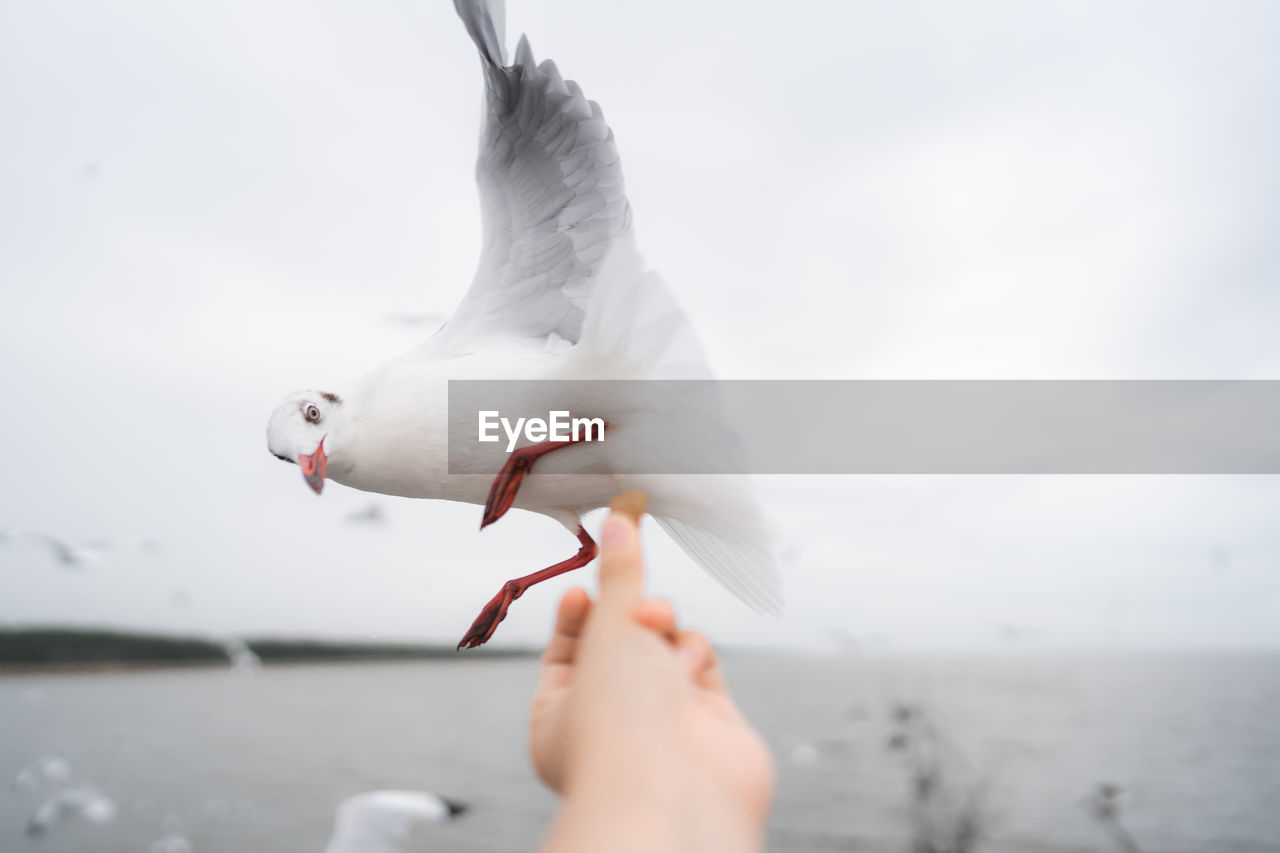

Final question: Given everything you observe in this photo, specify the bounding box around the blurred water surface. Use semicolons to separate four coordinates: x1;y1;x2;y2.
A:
1;653;1277;852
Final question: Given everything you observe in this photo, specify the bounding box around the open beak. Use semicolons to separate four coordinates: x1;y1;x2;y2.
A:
299;437;327;495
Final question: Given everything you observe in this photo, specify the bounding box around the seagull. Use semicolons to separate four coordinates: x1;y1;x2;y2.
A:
1084;783;1143;853
323;790;468;853
0;532;111;568
221;636;262;671
35;534;110;568
783;734;855;766
1;530;157;568
266;0;780;648
148;834;194;853
382;311;449;331
25;784;117;836
15;758;117;838
12;756;72;794
345;502;388;526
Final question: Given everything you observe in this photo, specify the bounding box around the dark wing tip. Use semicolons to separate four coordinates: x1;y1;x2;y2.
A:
442;797;470;819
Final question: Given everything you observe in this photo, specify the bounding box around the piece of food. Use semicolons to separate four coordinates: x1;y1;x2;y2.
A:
608;491;649;523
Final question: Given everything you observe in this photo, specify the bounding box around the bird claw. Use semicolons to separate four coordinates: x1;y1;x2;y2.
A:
457;583;518;650
479;428;603;530
457;526;597;650
480;456;534;530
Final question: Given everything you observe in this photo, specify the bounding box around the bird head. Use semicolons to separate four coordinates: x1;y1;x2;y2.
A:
266;390;350;494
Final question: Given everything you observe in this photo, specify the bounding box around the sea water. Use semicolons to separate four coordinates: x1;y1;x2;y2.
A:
1;653;1277;852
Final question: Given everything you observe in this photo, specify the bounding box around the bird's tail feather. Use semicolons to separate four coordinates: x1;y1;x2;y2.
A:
655;510;783;617
576;242;784;615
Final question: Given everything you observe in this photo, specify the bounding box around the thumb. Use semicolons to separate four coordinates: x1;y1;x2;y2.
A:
596;492;648;612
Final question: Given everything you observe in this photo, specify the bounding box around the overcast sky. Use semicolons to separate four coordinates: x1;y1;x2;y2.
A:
1;0;1277;652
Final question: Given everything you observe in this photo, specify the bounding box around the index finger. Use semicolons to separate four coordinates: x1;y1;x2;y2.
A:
541;587;591;666
596;491;648;612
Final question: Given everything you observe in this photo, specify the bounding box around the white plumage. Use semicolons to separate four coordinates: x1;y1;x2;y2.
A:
323;790;467;853
266;0;780;646
25;785;116;837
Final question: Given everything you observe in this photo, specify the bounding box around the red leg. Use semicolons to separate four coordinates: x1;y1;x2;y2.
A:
481;425;604;529
457;525;598;650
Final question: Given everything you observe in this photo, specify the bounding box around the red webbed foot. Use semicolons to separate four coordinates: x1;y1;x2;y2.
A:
457;526;598;650
479;422;605;529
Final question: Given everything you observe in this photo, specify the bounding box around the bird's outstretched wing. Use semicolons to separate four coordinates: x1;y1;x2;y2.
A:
430;0;631;353
432;1;783;616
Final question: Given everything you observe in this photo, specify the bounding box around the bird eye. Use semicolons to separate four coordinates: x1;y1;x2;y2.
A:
304;404;321;423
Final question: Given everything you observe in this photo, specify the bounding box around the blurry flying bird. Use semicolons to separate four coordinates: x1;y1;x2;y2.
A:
32;534;110;568
1085;783;1144;853
221;636;262;671
25;785;117;836
345;503;388;526
148;834;194;853
12;757;72;794
382;311;449;331
323;790;468;853
0;530;158;568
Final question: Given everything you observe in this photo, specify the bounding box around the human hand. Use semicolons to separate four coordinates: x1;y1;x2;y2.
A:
529;504;774;853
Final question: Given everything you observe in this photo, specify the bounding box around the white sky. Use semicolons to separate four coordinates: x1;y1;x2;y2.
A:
1;0;1277;652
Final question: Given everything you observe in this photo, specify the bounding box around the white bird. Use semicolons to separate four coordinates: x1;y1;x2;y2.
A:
35;534;110;568
25;784;117;836
266;0;780;648
12;756;72;794
0;530;109;568
323;790;468;853
15;758;117;838
149;833;194;853
345;502;388;526
0;529;157;568
382;311;449;331
221;636;262;671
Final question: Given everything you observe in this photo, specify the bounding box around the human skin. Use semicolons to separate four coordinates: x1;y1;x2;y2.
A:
530;510;775;853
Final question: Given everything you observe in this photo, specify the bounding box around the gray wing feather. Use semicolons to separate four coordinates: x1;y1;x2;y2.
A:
435;0;631;351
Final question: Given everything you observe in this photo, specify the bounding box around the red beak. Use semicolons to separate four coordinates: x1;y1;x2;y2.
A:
299;437;327;495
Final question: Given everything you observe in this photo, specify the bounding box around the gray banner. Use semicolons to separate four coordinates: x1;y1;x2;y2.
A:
446;380;1280;474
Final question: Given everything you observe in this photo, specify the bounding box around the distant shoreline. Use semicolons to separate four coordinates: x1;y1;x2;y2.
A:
0;627;537;673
